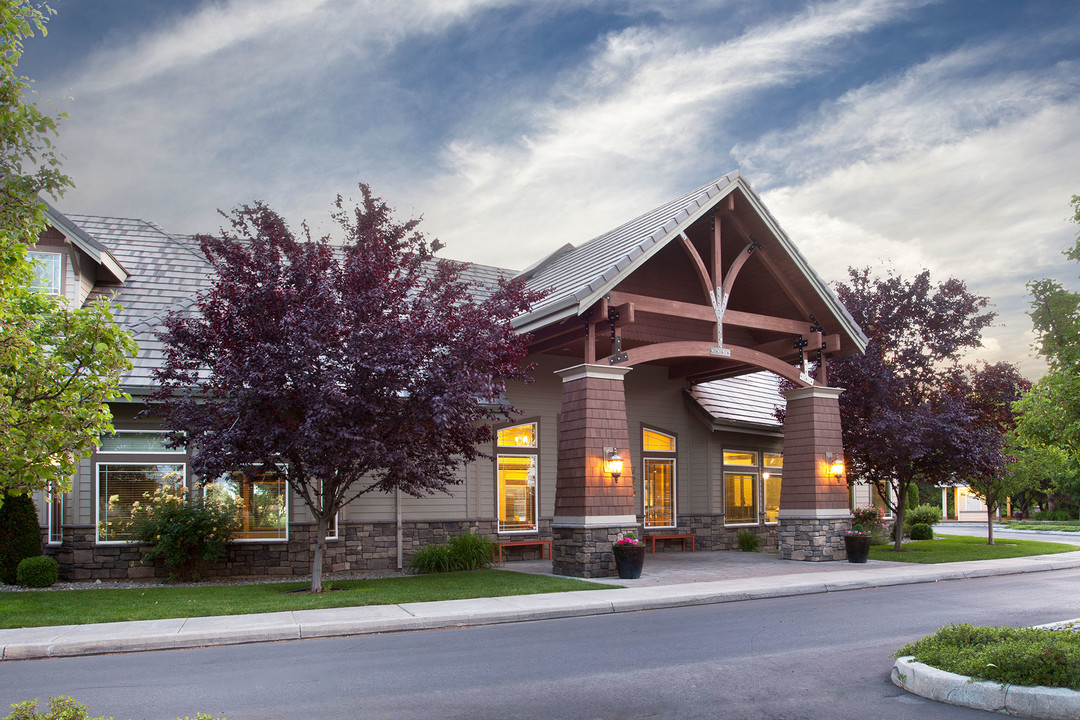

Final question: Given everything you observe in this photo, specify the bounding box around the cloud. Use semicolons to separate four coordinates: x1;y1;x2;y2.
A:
421;0;929;268
733;46;1080;376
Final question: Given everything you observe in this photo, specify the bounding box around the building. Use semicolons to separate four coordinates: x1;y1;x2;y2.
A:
32;172;869;580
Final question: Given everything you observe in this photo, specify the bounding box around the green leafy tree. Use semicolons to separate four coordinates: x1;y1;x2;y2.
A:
0;1;137;501
1016;196;1080;457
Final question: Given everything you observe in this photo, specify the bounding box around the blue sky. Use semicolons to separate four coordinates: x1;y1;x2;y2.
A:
20;0;1080;377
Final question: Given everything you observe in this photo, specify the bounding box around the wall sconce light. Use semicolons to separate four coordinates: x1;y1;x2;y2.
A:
604;446;623;483
825;452;845;482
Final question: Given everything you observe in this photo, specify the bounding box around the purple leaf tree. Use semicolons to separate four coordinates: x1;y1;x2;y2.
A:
151;185;542;591
830;268;997;551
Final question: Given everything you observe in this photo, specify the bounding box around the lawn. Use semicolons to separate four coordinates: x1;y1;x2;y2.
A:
869;534;1077;563
1003;520;1080;532
0;569;614;629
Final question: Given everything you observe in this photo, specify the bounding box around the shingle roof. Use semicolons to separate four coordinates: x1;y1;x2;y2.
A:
71;215;215;392
67;215;514;391
515;172;741;330
689;372;784;432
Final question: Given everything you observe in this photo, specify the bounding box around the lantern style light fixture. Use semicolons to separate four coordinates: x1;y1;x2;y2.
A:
604;446;624;483
825;452;845;481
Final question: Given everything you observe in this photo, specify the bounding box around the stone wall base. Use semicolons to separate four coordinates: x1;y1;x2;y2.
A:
777;517;851;561
551;524;640;578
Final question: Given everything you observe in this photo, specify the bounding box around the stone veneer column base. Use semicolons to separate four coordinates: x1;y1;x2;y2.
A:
552;524;639;578
777;517;852;561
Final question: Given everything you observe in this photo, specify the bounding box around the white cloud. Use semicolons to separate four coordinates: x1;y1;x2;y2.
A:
421;0;929;269
734;46;1080;377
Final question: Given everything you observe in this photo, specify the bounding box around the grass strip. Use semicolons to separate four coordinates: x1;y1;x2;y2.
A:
869;535;1076;563
898;623;1080;691
1003;520;1080;532
0;569;614;629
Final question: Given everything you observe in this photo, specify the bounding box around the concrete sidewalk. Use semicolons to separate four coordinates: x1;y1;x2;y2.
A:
4;549;1080;661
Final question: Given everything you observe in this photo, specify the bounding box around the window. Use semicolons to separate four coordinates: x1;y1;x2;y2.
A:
643;428;676;528
99;430;178;453
497;422;538;533
724;450;758;525
763;452;783;524
97;463;186;542
28;251;61;295
206;468;289;541
47;485;63;545
872;483;893;519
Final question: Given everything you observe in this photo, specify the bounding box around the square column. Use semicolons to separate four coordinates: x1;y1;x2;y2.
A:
778;386;852;561
551;364;637;577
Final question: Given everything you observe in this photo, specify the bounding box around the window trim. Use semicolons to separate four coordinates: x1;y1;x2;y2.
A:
495;419;540;535
97;430;187;456
47;484;63;545
723;448;760;526
208;466;290;543
641;425;677;529
763;452;783;525
28;250;62;296
95;461;187;545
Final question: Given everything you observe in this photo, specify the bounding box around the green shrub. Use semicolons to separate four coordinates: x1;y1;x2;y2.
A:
447;532;494;570
737;530;759;552
906;483;919;510
131;486;238;582
0;493;43;585
904;503;942;536
410;543;454;573
16;556;58;588
909;523;933;541
3;696;226;720
898;623;1080;691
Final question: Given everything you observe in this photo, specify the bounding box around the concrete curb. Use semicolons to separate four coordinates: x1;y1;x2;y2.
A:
892;657;1080;720
3;552;1080;661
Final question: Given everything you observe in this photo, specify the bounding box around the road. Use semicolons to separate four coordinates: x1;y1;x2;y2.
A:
2;568;1078;720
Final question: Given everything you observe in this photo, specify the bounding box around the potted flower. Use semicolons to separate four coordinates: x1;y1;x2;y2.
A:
612;532;645;579
844;527;872;563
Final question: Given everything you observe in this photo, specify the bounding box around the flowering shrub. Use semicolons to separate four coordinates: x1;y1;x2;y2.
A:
851;505;885;535
614;532;642;547
131;485;239;582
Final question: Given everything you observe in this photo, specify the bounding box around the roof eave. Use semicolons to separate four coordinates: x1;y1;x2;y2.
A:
43;201;130;283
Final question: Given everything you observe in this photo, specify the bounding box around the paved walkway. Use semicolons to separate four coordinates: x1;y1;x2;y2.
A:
4;536;1080;661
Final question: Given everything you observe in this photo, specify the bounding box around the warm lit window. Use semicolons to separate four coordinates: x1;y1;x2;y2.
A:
872;483;892;518
206;468;288;541
97;463;186;542
28;251;61;295
497;422;538;533
643;428;676;528
723;450;757;466
724;449;758;525
763;453;782;524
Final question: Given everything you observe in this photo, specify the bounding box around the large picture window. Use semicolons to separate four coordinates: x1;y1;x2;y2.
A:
206;468;288;541
724;450;758;525
97;463;186;542
643;428;676;528
763;452;783;524
497;422;538;533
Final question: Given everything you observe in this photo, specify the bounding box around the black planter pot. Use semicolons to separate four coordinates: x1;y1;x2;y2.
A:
613;545;646;579
844;534;871;563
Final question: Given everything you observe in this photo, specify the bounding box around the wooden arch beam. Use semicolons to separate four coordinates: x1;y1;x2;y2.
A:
611;341;812;387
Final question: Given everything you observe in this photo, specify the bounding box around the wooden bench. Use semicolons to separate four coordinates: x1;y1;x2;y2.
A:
646;533;695;553
494;539;552;563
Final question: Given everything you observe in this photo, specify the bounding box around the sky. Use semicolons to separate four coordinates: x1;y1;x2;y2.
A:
19;0;1080;378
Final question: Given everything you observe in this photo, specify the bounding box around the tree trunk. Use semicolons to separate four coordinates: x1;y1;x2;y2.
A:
311;514;328;593
987;504;995;545
893;484;906;552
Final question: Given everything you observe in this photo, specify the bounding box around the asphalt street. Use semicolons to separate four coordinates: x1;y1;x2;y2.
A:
3;566;1078;720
